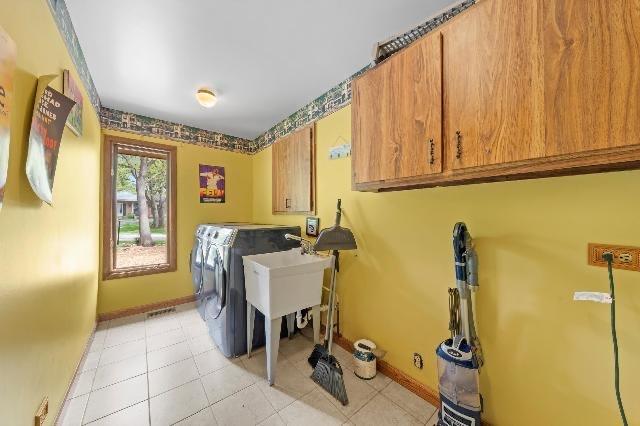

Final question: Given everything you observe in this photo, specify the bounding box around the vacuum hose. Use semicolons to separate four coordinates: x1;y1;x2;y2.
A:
452;223;471;342
452;222;484;368
448;288;461;338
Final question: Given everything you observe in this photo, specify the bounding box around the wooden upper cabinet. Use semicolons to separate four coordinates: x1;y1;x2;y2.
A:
350;0;640;192
543;0;640;156
352;32;443;187
272;126;315;214
271;135;290;213
443;0;545;170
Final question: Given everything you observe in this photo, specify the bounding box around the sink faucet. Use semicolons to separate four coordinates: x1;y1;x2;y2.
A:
284;234;316;255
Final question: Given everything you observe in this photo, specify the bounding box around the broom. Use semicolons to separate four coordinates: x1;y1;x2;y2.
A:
310;250;349;405
309;199;357;406
307;262;335;368
308;199;357;369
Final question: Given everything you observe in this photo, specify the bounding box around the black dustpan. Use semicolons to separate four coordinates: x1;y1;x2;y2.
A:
313;199;357;252
311;353;349;405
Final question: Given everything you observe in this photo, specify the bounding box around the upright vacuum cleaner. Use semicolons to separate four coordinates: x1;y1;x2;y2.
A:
437;222;483;426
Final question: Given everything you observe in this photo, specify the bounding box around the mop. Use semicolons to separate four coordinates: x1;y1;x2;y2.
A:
308;199;357;406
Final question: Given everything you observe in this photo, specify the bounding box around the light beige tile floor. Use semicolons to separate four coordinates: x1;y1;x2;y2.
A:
58;303;439;425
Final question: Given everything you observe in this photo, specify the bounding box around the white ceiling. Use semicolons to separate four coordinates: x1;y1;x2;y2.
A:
66;0;457;139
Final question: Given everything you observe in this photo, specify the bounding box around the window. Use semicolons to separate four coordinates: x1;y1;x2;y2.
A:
103;136;177;280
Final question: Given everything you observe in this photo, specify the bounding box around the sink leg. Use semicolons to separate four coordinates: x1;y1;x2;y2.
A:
266;316;282;386
286;313;295;339
311;305;321;345
246;303;255;358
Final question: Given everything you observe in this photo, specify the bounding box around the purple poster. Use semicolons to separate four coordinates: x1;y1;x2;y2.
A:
199;164;225;203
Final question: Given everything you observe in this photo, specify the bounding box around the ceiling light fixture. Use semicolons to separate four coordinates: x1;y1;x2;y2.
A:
196;88;217;108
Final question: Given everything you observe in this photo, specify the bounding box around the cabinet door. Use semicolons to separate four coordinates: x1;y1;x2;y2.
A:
288;126;313;212
271;135;290;212
544;0;640;156
272;126;314;214
443;0;545;170
352;32;443;185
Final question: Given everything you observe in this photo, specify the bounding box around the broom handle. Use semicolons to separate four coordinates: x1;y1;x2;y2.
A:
335;199;342;226
326;252;338;355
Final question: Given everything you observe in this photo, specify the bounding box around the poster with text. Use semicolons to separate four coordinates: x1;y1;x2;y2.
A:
199;164;225;203
26;75;76;205
63;69;83;136
0;25;16;211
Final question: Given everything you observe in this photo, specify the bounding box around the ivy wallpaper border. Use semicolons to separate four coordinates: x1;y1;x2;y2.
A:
46;0;101;115
100;108;253;154
250;66;370;153
250;0;475;153
49;0;475;154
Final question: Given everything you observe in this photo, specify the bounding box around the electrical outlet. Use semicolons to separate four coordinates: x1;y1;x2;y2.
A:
619;252;633;263
35;397;48;426
588;243;640;271
413;353;423;369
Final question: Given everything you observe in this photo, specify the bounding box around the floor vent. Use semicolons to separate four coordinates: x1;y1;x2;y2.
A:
146;307;176;318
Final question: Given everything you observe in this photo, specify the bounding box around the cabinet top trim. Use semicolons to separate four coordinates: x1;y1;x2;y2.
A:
374;0;476;63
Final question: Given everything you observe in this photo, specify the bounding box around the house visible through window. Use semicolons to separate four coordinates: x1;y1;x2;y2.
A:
103;136;177;279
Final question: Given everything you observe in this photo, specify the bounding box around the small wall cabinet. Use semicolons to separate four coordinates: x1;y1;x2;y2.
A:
272;125;315;214
352;0;640;192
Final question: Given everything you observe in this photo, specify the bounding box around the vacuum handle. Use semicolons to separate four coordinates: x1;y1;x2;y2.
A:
453;334;466;350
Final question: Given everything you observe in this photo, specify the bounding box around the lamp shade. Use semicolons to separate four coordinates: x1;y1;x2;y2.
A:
196;88;217;108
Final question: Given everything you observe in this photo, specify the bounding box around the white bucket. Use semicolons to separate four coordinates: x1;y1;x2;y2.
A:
353;339;377;380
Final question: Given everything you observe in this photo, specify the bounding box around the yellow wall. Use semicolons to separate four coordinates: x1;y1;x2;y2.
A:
252;106;640;425
98;130;253;314
0;2;101;424
5;3;637;424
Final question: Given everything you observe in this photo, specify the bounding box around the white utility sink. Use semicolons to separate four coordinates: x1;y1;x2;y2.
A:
243;248;332;318
243;248;333;385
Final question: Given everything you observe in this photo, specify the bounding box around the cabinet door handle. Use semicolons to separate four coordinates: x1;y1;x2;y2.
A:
428;138;435;165
285;198;291;209
455;131;463;159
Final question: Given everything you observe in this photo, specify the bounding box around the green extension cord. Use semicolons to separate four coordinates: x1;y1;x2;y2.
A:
603;253;628;426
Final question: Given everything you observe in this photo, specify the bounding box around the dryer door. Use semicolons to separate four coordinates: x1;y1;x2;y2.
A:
191;235;205;295
203;245;226;320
